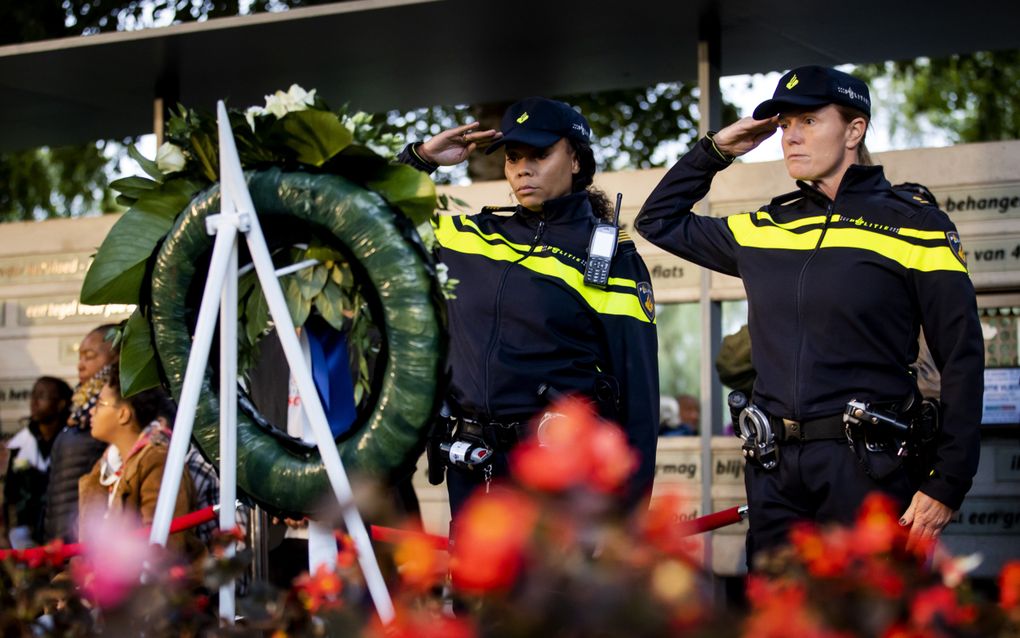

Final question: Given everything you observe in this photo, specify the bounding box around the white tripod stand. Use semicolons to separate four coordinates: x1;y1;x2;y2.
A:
147;102;395;624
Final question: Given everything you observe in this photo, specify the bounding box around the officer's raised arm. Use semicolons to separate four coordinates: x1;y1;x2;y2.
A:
710;115;780;159
398;122;500;174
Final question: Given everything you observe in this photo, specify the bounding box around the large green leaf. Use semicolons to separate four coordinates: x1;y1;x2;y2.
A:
295;263;328;300
315;279;346;332
81;210;174;305
120;309;162;397
366;163;437;225
305;245;344;264
80;180;203;305
272;110;353;167
127;144;164;182
284;276;311;327
245;285;270;344
110;176;159;199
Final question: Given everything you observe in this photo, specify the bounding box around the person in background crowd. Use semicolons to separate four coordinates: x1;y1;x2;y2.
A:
145;392;249;550
3;377;72;547
399;97;659;517
45;324;119;542
659;396;680;435
677;394;700;435
659;394;699;436
78;369;195;554
636;66;983;562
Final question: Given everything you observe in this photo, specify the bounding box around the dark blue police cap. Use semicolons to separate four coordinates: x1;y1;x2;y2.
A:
753;66;871;120
485;96;592;154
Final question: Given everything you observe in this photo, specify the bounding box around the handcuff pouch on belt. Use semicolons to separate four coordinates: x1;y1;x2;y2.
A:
842;393;941;481
426;406;522;485
736;401;780;470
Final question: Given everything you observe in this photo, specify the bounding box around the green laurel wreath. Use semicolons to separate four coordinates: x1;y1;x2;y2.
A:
81;88;439;398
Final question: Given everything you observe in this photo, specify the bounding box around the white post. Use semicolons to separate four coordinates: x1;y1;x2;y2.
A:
218;179;240;622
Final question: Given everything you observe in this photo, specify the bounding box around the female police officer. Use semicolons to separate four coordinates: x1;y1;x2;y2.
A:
399;97;658;517
635;66;983;560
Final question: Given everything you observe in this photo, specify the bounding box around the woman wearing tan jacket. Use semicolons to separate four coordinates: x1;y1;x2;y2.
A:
78;373;194;554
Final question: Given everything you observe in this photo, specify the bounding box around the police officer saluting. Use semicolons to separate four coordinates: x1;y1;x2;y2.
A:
399;97;659;517
636;66;983;560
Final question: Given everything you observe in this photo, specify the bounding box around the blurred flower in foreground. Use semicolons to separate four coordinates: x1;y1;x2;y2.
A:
293;563;344;614
451;488;538;593
510;396;637;494
74;508;159;609
999;561;1020;612
640;491;701;559
743;577;836;638
365;608;476;638
334;532;358;569
394;531;446;591
910;584;977;630
853;492;907;555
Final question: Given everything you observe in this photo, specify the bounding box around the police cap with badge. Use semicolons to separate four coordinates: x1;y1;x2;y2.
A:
752;65;871;120
485;96;592;153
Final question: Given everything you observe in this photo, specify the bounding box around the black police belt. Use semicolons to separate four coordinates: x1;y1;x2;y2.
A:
738;405;848;470
452;415;529;452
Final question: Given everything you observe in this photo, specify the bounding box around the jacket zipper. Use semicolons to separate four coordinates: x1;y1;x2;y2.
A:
792;202;834;418
482;216;546;417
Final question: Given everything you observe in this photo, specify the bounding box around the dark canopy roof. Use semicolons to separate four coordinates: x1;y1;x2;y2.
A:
2;0;1018;151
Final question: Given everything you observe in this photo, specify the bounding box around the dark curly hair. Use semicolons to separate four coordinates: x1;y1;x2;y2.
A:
106;365;168;428
568;138;615;222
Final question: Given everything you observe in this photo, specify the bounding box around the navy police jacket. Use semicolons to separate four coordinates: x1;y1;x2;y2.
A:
399;145;660;498
636;137;983;510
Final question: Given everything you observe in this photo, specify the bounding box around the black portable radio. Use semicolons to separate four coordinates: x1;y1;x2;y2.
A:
583;193;622;288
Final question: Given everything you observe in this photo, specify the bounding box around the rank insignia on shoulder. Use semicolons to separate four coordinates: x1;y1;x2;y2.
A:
481;205;517;213
637;282;655;321
946;231;967;267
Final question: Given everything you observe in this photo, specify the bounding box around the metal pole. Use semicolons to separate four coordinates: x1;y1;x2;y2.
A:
149;221;237;547
218;206;239;622
697;23;723;581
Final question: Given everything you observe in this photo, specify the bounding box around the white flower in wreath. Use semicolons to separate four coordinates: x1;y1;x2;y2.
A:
244;105;265;131
155;142;186;174
264;84;317;119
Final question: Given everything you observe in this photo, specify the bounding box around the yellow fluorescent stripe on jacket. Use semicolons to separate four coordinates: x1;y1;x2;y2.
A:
436;214;536;254
751;211;829;230
436;217;653;323
726;214;968;273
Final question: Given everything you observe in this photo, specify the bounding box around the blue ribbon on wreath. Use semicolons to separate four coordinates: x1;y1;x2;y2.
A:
305;317;357;438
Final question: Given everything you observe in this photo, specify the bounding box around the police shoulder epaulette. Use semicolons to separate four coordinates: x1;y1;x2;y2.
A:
480;205;518;213
769;190;805;207
890;187;936;210
617;230;633;243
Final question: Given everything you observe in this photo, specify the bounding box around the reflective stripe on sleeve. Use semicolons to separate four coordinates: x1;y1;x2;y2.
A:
436;215;654;323
726;212;968;273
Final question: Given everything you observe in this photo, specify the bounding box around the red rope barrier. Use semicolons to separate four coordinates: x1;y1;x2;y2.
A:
676;505;748;536
369;505;749;551
370;525;450;550
0;505;219;565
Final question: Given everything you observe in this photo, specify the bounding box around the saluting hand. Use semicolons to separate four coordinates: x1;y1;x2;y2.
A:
418;122;502;167
712;116;780;159
900;490;954;553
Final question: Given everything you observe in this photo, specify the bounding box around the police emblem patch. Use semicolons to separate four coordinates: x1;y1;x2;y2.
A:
946;231;967;267
637;282;655;321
